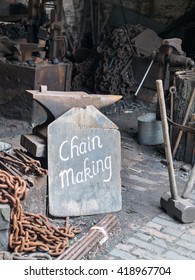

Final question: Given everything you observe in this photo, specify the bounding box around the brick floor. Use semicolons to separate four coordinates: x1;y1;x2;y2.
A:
102;189;195;260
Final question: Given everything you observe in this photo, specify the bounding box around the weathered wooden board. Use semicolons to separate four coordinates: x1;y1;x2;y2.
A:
48;105;121;217
20;134;46;157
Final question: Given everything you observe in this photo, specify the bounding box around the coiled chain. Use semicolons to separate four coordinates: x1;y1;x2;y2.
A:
0;170;81;257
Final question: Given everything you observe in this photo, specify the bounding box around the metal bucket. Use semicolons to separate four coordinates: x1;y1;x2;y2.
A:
138;113;163;145
0;141;12;154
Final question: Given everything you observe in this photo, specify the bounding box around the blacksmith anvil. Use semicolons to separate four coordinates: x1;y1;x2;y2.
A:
21;87;122;157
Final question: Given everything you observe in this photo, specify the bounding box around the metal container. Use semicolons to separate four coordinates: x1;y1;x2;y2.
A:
138;113;163;145
0;142;12;153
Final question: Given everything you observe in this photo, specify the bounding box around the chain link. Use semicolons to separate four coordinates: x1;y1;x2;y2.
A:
72;24;144;97
0;170;82;257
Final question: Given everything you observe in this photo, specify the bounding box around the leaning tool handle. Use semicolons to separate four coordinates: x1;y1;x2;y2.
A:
172;86;195;158
182;164;195;199
156;80;178;200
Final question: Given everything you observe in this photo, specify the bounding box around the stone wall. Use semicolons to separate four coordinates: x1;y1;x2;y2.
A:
5;1;195;40
0;0;15;16
60;0;195;44
104;0;195;24
4;0;195;23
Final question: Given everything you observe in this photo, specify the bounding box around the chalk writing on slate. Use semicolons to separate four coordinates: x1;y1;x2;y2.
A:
59;135;112;188
48;106;121;217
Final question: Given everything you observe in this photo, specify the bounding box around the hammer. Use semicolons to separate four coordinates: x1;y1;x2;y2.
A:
156;79;195;223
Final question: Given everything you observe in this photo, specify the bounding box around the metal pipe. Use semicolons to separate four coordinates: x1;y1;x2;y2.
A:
57;214;113;260
57;214;118;260
156;79;178;200
64;215;117;260
134;58;155;96
76;220;118;260
64;216;112;259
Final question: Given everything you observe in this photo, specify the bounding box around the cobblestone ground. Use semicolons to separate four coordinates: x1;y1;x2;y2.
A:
104;202;195;260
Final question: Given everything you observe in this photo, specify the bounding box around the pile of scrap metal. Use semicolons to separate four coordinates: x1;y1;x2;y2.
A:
0;0;75;64
72;23;162;97
0;149;47;188
26;0;75;61
0;22;26;41
0;37;42;64
0;0;74;122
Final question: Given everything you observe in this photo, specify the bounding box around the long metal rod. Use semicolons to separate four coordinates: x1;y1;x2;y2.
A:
71;218;118;260
156;79;178;200
57;214;115;260
134;58;155;96
172;86;195;158
64;217;112;259
64;215;117;260
57;214;118;260
76;220;118;260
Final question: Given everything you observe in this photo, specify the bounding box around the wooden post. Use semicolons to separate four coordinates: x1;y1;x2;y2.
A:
185;114;195;164
172;72;195;162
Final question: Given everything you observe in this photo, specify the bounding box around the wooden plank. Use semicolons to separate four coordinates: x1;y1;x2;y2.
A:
20;134;46;157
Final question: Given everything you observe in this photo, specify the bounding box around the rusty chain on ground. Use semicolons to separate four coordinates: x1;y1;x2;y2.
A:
0;170;82;257
0;149;48;177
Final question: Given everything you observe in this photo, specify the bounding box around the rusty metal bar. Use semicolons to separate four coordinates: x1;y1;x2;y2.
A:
76;219;118;260
58;214;114;260
57;214;118;260
56;214;112;260
65;216;118;260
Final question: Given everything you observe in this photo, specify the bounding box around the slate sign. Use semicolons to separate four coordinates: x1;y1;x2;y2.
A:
48;105;121;217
